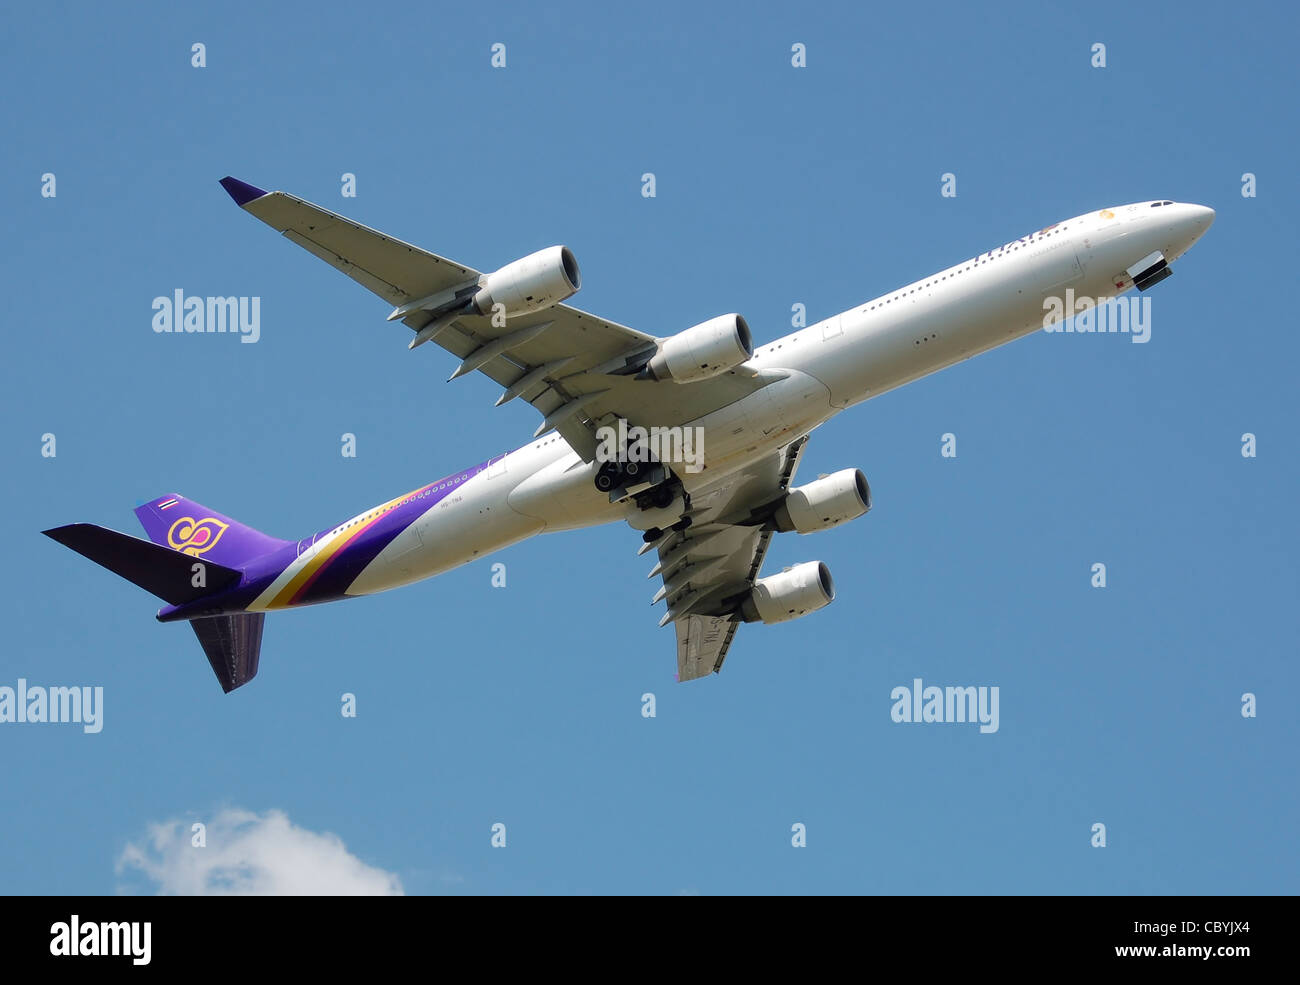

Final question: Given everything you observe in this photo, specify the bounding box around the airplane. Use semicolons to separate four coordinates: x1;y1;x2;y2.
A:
43;181;1214;691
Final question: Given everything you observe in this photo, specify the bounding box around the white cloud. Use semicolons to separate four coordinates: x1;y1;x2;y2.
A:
118;807;403;896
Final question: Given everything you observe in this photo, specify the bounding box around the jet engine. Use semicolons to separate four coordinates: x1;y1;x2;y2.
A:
471;246;581;318
772;469;871;534
640;313;753;383
739;561;835;624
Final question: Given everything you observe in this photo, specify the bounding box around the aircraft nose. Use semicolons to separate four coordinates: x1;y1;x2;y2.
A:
1189;203;1215;230
1169;202;1214;254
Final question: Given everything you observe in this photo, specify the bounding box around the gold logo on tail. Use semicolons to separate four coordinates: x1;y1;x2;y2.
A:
167;516;229;556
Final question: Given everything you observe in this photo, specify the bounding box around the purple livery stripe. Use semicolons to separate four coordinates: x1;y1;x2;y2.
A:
154;455;502;621
271;457;501;607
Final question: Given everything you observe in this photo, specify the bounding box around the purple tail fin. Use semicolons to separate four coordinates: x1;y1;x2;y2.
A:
135;494;289;568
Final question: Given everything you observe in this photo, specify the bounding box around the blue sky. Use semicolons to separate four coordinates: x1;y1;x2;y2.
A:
2;0;1296;894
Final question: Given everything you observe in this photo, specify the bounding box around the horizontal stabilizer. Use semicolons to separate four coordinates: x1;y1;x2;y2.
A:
42;523;241;605
191;613;265;692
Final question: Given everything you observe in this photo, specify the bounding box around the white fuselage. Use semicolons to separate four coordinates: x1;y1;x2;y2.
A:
343;201;1214;596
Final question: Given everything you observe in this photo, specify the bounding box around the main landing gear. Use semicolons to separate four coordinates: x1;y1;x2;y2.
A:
594;458;652;493
592;449;690;532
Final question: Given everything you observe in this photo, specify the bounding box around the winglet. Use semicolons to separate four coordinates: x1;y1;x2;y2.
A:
219;176;269;207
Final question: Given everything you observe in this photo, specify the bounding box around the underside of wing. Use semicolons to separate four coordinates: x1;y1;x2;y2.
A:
220;178;783;458
676;613;742;682
220;177;478;305
648;436;809;681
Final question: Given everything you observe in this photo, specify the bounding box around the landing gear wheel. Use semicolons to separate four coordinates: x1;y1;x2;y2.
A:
594;460;622;493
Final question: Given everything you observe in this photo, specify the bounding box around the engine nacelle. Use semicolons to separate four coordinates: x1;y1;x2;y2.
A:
472;246;581;318
642;313;753;383
773;469;871;534
739;560;835;624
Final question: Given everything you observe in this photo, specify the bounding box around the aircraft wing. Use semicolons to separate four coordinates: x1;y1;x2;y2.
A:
219;177;778;458
642;435;809;681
